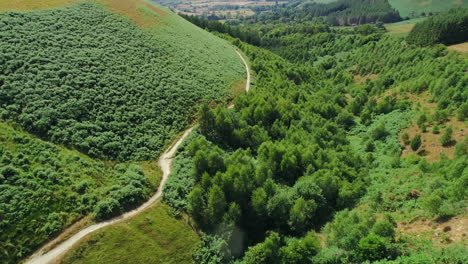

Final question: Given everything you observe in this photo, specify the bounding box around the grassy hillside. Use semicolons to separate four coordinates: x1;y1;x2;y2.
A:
0;1;244;161
59;203;199;264
0;0;244;263
389;0;468;18
0;121;160;263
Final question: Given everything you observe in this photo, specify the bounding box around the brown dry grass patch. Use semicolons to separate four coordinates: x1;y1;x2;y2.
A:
448;42;468;53
0;0;78;11
99;0;167;27
406;91;438;114
354;74;379;84
401;118;466;162
398;215;468;247
397;91;467;162
0;0;168;28
386;23;415;37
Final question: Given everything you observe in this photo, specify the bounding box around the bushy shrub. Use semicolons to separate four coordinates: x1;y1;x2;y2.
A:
94;198;121;221
410;134;422;151
357;234;389;261
439;127;454;147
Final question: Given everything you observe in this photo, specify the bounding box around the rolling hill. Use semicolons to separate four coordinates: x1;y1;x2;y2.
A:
389;0;468;18
0;0;244;263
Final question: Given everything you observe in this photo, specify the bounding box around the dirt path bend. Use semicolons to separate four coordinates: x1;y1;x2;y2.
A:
235;50;250;93
25;127;194;264
24;49;250;264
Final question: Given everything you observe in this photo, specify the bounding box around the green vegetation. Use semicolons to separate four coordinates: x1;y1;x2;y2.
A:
167;13;468;263
1;0;467;263
0;1;244;161
60;203;199;264
389;0;468;18
384;18;426;38
407;8;468;46
241;0;401;26
0;1;244;263
0;121;157;263
410;134;422;151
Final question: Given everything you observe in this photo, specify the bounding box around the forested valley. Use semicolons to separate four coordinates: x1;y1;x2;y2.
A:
163;6;468;264
0;0;467;264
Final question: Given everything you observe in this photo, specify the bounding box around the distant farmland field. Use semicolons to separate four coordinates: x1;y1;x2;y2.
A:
389;0;468;17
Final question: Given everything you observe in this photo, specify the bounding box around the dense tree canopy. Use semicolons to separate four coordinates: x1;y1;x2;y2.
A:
166;13;468;263
242;0;401;26
407;8;468;46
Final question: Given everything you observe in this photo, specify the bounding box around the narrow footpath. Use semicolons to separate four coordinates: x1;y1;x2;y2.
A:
24;49;250;264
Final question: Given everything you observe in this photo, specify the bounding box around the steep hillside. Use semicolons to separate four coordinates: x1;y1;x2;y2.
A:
0;0;244;161
389;0;468;18
0;0;244;263
0;121;159;263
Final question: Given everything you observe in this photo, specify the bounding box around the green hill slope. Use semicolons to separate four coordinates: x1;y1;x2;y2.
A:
389;0;468;18
0;121;160;263
0;1;244;263
0;0;245;161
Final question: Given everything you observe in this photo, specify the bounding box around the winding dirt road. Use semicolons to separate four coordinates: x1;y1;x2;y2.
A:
236;50;250;93
24;49;250;264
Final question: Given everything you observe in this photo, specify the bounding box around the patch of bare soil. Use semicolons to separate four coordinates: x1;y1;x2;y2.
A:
398;216;468;247
354;74;379;84
401;118;467;162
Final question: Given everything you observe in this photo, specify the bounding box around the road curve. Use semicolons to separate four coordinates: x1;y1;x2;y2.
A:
24;48;250;264
235;50;250;93
25;127;194;264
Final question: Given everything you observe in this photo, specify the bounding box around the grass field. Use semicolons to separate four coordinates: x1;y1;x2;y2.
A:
59;203;199;264
389;0;468;17
385;18;426;37
448;42;468;57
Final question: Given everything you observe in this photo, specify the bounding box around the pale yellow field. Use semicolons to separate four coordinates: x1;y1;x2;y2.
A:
385;23;416;37
0;0;77;11
448;42;468;53
0;0;169;27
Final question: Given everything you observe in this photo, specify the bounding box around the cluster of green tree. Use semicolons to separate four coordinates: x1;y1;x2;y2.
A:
188;14;466;115
180;14;263;45
166;13;467;263
180;14;383;55
0;2;243;161
243;0;401;26
253;23;384;63
236;211;401;263
0;122;152;264
161;37;372;262
407;8;468;46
